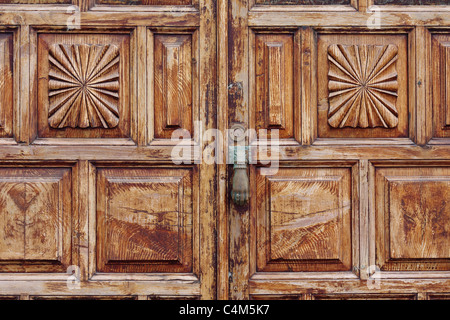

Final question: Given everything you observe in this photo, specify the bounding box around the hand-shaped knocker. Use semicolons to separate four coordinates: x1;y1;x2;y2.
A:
229;124;249;206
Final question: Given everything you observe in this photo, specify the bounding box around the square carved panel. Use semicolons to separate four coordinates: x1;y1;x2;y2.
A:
375;166;450;271
0;33;13;140
96;166;195;273
0;166;74;273
255;166;352;272
317;33;409;139
250;32;298;140
432;33;450;139
37;32;131;140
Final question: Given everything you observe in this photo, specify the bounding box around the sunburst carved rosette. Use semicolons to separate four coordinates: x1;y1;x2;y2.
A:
327;44;399;129
48;44;120;129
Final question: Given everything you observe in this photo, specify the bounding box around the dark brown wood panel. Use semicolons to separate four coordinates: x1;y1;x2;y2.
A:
374;0;449;5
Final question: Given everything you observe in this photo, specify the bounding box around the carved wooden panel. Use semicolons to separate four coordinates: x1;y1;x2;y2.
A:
255;167;352;272
313;294;417;300
0;167;73;273
327;44;399;129
96;167;194;273
255;0;350;5
318;33;408;139
96;0;191;5
48;44;120;129
0;33;13;139
252;33;295;140
374;0;450;5
375;166;450;271
37;33;131;140
154;34;193;139
432;34;450;139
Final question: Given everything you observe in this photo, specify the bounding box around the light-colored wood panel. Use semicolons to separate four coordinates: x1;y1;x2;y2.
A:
0;166;73;273
254;166;352;272
96;166;194;273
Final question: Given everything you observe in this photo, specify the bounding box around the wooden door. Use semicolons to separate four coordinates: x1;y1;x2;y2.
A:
223;0;450;300
0;0;216;300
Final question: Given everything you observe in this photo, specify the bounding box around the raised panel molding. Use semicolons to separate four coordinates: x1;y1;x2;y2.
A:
432;34;450;140
48;44;120;129
36;32;132;141
254;166;352;272
96;167;195;273
0;33;13;140
313;294;417;300
317;33;409;140
0;166;73;273
154;34;194;140
375;166;450;271
327;44;399;129
252;33;296;140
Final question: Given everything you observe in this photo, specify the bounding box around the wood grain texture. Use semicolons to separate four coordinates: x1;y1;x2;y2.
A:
327;44;399;129
252;33;294;139
48;44;120;129
37;32;131;140
96;167;194;273
255;166;352;272
0;33;13;139
154;34;193;139
318;33;408;139
432;33;450;139
0;167;73;273
375;166;450;271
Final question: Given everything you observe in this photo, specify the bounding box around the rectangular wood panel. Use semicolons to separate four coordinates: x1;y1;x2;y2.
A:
375;166;450;271
252;33;294;139
254;166;352;272
432;34;450;139
154;34;193;139
96;167;194;273
0;167;73;273
0;33;13;139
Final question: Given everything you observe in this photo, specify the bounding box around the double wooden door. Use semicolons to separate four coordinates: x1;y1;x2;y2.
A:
0;0;449;300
